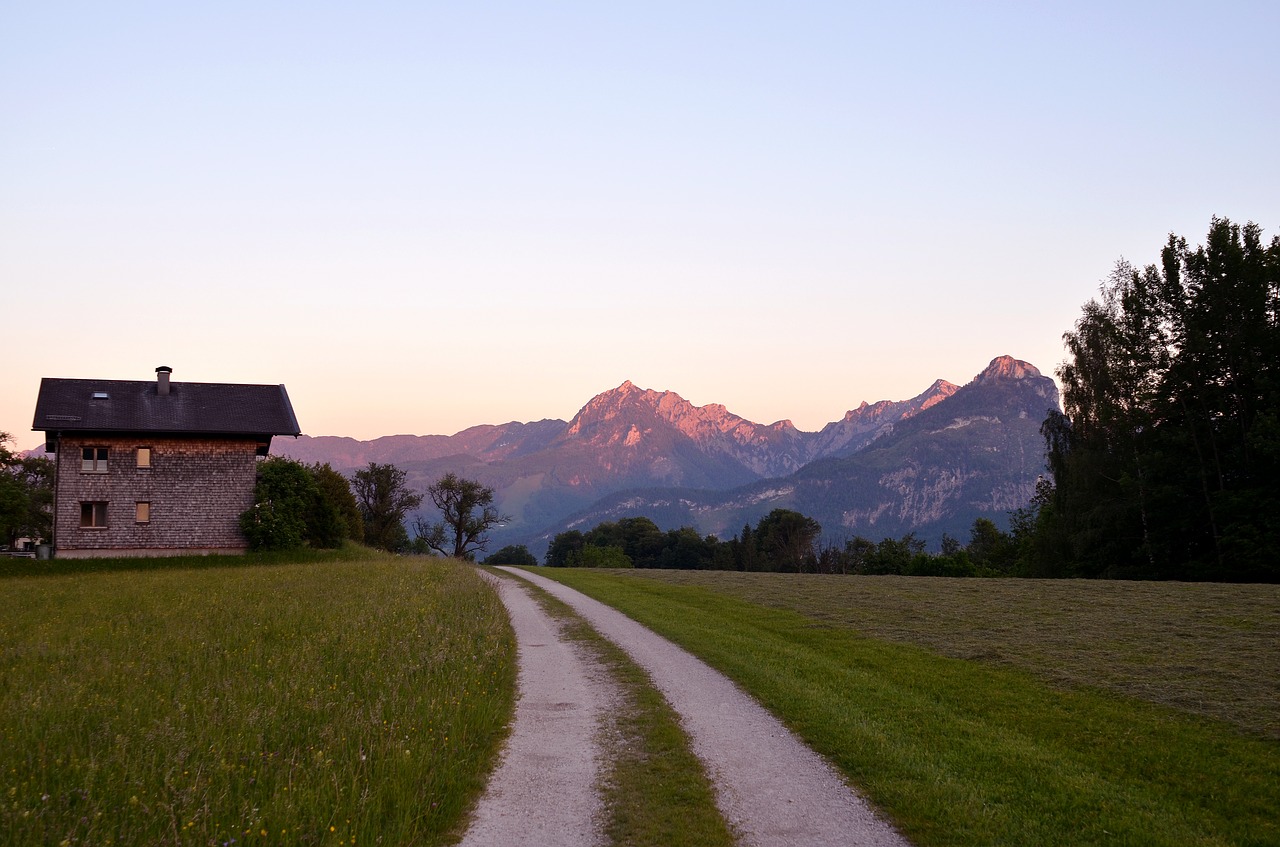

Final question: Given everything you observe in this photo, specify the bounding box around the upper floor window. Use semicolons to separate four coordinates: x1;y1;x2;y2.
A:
81;501;108;528
136;447;152;469
81;447;108;473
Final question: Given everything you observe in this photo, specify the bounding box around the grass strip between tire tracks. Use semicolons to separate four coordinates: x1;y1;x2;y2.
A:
534;568;1280;847
485;568;735;847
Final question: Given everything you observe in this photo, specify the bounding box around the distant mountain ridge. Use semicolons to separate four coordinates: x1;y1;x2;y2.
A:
273;356;1060;554
275;419;564;468
808;378;959;458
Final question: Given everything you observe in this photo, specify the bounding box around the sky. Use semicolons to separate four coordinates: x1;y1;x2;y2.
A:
3;1;1278;450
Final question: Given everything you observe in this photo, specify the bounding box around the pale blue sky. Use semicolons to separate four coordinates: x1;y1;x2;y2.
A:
3;2;1277;448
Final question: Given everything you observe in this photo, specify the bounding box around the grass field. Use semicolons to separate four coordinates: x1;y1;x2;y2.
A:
538;569;1280;847
10;550;1276;847
605;571;1280;738
0;548;515;847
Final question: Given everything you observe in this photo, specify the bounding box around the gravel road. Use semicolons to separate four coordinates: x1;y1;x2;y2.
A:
460;566;911;847
458;570;615;847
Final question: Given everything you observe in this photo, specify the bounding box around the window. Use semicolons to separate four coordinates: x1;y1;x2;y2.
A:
81;446;109;473
136;447;152;469
135;502;150;523
80;502;108;528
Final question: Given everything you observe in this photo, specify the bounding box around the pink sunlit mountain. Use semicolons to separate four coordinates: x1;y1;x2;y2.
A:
273;356;1059;553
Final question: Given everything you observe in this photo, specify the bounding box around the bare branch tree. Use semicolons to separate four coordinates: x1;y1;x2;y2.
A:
414;473;510;560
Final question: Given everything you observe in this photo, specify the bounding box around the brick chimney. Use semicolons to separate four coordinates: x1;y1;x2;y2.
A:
156;365;172;396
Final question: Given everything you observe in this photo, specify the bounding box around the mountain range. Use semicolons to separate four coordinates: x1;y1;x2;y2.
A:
273;355;1061;556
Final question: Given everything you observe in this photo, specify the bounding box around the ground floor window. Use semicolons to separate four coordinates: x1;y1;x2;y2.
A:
80;501;108;528
135;502;150;523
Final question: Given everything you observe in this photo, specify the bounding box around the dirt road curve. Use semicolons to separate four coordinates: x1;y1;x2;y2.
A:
461;567;911;847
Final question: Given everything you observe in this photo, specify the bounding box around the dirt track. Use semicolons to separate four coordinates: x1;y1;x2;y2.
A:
459;570;615;847
460;567;911;847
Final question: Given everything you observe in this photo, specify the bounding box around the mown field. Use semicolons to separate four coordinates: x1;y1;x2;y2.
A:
0;549;515;847
538;569;1280;847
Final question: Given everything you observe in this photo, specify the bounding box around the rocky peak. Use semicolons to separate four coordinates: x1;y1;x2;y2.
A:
556;381;811;478
918;379;961;408
974;356;1041;383
565;382;744;443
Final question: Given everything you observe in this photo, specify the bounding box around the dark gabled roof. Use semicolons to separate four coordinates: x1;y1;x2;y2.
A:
32;378;302;437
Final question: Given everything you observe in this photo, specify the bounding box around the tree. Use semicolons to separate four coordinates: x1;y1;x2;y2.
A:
842;536;876;574
732;523;767;571
353;463;423;552
414;473;509;560
863;534;927;575
239;457;353;550
1044;217;1280;581
656;527;716;569
966;518;1017;574
483;544;538;566
16;455;53;544
240;457;317;550
1009;476;1068;577
755;508;822;572
310;463;363;543
545;530;585;567
0;433;53;548
584;516;665;568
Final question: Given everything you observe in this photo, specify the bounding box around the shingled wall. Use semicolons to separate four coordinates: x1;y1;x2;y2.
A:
53;436;260;557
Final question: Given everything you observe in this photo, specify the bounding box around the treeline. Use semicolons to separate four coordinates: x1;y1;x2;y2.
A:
543;510;1030;577
240;458;431;552
242;459;506;559
1023;217;1279;582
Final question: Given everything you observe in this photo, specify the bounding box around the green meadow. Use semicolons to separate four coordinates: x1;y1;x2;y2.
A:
538;569;1280;847
0;549;515;847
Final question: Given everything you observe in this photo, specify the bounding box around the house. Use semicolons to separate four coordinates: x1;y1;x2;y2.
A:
31;366;301;558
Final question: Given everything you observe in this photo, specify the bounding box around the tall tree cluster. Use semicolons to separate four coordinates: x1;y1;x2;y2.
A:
1039;217;1279;581
240;458;364;550
0;433;52;549
353;463;423;552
